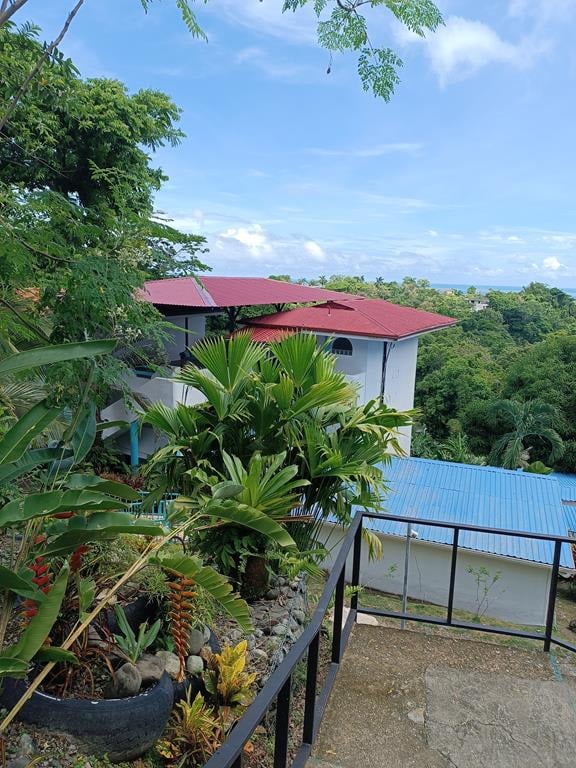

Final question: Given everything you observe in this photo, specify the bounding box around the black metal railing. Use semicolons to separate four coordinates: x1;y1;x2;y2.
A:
204;511;576;768
358;512;576;654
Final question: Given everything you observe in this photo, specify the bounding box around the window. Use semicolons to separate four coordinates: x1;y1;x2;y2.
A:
331;337;353;356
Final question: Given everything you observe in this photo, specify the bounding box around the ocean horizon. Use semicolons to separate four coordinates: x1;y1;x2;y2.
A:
431;282;576;298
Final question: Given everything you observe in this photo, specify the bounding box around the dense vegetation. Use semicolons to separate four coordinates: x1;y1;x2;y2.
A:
297;276;576;473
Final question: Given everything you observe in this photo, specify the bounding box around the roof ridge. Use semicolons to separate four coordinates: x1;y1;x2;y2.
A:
392;456;559;481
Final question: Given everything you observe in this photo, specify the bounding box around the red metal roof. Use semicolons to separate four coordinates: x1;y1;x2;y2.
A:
245;298;457;341
141;276;353;309
141;277;217;308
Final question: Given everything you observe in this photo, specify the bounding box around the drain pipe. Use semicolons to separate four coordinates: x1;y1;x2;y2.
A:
401;524;418;629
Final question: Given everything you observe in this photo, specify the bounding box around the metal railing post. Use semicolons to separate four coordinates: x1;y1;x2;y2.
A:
544;540;562;652
446;527;460;625
331;568;345;663
350;516;363;613
302;630;320;745
273;675;292;768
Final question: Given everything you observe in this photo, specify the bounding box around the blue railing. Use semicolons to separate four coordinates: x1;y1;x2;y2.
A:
126;491;178;523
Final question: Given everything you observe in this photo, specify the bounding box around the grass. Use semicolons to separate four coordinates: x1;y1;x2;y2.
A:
308;573;576;657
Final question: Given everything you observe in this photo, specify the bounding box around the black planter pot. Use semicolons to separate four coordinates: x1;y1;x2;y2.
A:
0;673;173;763
105;595;159;635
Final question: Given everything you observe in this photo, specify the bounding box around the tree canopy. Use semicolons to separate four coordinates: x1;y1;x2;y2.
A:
294;275;576;472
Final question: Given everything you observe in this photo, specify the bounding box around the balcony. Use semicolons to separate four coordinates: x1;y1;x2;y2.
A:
204;513;576;768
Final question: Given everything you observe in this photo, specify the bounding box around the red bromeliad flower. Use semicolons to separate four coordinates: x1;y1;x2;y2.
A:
21;556;52;622
70;544;89;573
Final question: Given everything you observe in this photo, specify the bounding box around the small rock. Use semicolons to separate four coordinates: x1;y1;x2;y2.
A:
188;628;206;655
155;650;181;679
8;759;32;768
272;623;289;636
114;662;142;697
186;655;204;675
137;653;165;684
246;634;256;650
569;619;576;634
292;609;306;624
18;733;36;756
254;628;264;637
265;588;280;600
407;707;425;724
251;648;268;660
202;625;211;644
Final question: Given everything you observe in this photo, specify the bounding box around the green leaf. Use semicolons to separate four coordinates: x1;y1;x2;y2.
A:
0;565;45;601
176;497;296;549
34;647;78;664
0;657;29;678
65;474;141;501
41;522;166;558
0;340;116;376
155;555;253;633
4;564;69;663
0;489;129;528
0;401;62;465
0;447;72;485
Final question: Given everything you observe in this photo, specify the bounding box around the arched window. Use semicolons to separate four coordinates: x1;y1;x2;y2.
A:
331;337;353;356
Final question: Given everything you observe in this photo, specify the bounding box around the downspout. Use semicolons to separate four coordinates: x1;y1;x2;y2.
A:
129;420;139;476
379;341;394;402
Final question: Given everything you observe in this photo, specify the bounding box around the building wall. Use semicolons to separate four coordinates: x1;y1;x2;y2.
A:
383;337;419;453
163;314;206;363
319;522;551;626
317;334;417;453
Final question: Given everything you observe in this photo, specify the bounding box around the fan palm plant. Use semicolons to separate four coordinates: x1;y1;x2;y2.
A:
488;399;564;470
142;332;412;562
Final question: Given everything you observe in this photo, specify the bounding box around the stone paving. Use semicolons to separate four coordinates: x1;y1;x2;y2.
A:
308;625;576;768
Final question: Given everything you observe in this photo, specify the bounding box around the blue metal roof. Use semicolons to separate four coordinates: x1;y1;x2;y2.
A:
361;457;574;568
554;472;576;503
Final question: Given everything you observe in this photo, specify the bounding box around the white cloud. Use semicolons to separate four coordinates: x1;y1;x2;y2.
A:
306;143;423;158
543;255;564;271
219;224;272;256
235;46;317;80
427;229;439;237
304;240;326;261
207;0;316;45
399;16;547;85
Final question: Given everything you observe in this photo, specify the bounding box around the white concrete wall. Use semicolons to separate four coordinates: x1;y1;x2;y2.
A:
164;314;206;362
319;523;552;627
101;370;207;458
383;337;419;453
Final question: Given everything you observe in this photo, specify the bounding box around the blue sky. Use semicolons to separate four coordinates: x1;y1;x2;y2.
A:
31;0;576;287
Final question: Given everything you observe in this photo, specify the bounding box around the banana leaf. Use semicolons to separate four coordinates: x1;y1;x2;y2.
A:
0;340;116;376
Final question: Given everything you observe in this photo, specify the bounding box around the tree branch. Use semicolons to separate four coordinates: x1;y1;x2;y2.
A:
0;0;30;27
0;0;86;132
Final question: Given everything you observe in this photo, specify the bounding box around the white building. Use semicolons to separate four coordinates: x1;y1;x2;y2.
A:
243;298;456;453
103;278;456;460
320;457;575;627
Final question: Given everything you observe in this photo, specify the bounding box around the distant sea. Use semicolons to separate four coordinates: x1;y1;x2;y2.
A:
431;283;576;298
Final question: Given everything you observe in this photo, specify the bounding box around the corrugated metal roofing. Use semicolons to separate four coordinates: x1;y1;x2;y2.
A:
555;473;576;503
141;276;355;309
362;457;573;568
247;298;457;341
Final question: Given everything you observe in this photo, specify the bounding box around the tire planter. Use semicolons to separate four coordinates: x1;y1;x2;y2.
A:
0;672;173;763
105;595;159;635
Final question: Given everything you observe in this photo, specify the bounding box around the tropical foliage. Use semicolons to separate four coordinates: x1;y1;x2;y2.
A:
297;276;576;472
142;332;411;575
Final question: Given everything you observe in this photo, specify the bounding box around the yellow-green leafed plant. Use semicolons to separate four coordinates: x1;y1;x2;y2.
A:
156;690;222;766
205;640;256;709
